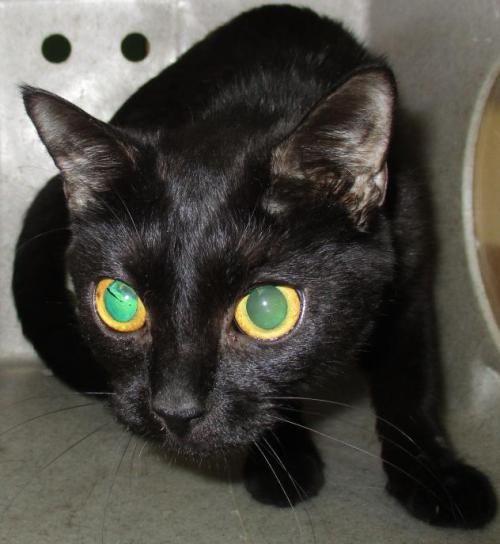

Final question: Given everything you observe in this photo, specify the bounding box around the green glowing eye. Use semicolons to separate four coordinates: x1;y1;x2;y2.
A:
95;279;146;332
246;286;287;329
104;281;138;322
234;285;301;340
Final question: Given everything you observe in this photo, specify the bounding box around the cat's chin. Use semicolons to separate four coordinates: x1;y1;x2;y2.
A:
161;438;245;460
110;388;273;459
112;408;264;460
138;426;254;461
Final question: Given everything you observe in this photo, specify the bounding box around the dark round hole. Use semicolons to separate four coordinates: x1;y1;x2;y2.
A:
121;33;149;62
42;34;71;63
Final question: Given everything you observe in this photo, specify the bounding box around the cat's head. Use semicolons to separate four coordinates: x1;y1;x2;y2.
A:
23;67;396;457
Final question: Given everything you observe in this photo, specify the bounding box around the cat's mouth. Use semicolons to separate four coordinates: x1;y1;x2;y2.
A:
145;414;267;459
111;391;274;458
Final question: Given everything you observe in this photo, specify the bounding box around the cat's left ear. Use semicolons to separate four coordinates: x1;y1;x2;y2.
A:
270;67;395;229
22;86;137;212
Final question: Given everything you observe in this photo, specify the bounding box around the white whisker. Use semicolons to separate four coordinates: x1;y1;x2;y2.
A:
1;422;110;519
253;441;304;542
101;433;133;544
270;397;461;514
0;402;98;437
273;415;448;506
262;436;318;544
267;396;420;450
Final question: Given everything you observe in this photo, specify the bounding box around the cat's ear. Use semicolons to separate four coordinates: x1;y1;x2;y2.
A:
22;86;137;212
270;67;395;228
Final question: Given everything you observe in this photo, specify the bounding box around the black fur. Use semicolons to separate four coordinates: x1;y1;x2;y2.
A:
12;5;496;528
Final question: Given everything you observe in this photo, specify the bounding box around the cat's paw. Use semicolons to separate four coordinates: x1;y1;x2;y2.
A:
387;460;497;528
244;449;324;507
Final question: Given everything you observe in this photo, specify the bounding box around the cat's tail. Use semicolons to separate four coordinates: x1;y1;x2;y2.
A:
12;175;108;392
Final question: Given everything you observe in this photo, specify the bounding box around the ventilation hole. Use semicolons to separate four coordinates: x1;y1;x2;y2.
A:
474;73;500;332
121;33;149;62
42;34;71;63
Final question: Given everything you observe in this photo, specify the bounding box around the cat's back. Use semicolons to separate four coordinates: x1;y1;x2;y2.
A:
112;5;377;130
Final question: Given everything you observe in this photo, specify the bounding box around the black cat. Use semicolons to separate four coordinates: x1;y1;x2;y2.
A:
12;4;496;529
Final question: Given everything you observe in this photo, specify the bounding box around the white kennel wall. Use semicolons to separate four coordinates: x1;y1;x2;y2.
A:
369;0;500;421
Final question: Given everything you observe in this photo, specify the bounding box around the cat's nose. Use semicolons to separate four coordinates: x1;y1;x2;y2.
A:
152;400;204;437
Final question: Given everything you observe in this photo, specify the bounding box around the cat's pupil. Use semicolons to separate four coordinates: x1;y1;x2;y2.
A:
104;281;138;323
246;286;288;330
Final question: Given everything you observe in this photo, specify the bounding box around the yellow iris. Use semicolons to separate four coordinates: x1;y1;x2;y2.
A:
95;278;147;332
234;285;301;340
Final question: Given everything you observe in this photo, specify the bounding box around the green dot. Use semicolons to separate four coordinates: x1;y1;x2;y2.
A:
42;34;71;63
104;280;138;322
121;33;149;62
246;286;288;330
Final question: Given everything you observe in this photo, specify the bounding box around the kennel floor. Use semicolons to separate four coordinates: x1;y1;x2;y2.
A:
0;359;498;544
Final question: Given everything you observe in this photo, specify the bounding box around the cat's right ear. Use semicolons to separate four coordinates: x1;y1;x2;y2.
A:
22;86;137;212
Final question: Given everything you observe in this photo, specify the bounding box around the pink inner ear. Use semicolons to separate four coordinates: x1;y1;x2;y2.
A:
270;68;394;229
374;163;388;201
23;86;139;213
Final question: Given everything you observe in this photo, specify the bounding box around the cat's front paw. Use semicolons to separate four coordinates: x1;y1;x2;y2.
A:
244;449;324;507
387;460;497;528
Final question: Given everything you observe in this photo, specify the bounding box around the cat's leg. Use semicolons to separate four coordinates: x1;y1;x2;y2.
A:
244;411;324;506
365;296;497;528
